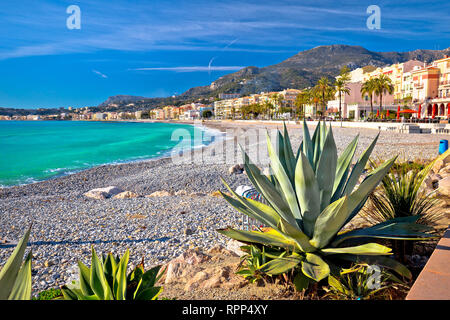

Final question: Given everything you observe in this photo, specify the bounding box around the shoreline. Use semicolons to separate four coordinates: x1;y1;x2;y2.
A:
0;120;224;189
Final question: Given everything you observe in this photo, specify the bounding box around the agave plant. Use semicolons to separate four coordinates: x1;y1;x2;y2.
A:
218;121;434;289
61;247;165;300
0;228;33;300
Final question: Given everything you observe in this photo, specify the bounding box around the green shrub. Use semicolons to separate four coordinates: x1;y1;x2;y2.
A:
32;288;63;300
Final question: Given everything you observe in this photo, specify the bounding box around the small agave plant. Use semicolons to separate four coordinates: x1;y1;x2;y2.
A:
0;228;32;300
61;247;165;300
218;121;433;290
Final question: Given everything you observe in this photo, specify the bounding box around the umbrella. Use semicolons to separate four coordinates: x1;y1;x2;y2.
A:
418;104;421;119
432;104;436;119
396;105;400;121
376;109;380;118
386;110;390;117
398;109;418;113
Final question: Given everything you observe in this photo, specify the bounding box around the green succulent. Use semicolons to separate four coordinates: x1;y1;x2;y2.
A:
323;264;408;300
218;121;434;289
61;247;165;300
0;228;32;300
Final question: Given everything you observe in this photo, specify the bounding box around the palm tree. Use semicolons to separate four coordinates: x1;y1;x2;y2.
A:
361;78;377;118
335;67;351;120
335;78;350;119
315;77;335;117
374;74;394;114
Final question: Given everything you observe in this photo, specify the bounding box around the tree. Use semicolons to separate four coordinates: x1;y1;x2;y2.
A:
373;74;394;114
335;67;351;119
202;110;213;119
361;78;377;118
314;77;335;117
294;90;312;119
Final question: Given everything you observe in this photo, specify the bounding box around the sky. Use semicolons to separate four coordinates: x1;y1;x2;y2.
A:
0;0;449;109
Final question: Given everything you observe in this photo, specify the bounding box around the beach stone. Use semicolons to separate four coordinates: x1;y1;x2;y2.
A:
207;245;238;257
184;228;194;236
226;239;247;257
113;191;139;199
146;190;173;197
84;186;124;199
432;159;445;174
228;164;244;174
437;177;450;197
175;190;188;196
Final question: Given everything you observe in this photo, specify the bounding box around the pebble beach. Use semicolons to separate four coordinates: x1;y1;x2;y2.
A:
0;120;448;295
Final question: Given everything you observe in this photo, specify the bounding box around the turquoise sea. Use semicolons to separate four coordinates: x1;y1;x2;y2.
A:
0;121;208;187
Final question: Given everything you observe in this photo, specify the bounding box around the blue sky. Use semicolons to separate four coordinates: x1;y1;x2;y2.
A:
0;0;449;109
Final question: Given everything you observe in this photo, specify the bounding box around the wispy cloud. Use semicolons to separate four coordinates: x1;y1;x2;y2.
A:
92;69;108;78
131;66;245;72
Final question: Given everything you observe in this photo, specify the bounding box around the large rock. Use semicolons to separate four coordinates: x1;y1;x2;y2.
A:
113;191;139;199
84;186;124;199
437;176;450;197
164;249;211;284
226;239;247;257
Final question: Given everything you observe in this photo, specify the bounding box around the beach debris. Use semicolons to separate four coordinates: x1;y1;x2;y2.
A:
83;186;124;199
228;164;244;174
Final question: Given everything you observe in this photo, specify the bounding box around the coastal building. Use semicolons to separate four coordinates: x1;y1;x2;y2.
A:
94;113;107;120
218;93;240;100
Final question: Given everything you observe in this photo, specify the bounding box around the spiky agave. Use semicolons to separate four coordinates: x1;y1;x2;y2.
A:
61;247;165;300
217;121;434;289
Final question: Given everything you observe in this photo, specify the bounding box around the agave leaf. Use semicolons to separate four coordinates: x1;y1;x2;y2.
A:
300;119;314;166
321;243;392;255
61;287;79;300
113;249;129;300
310;196;348;249
332;135;359;201
295;152;321;237
282;123;296;181
336;254;412;279
258;256;302;275
241;146;296;224
78;261;94;296
220;178;281;229
332;221;435;247
90;247;113;300
344;157;397;226
312;122;322;170
328;275;347;294
293;271;310;291
343;132;380;195
217;228;299;252
301;252;330;281
266;131;302;220
8;251;32;300
135;286;163;300
315;127;338;211
277;219;316;252
0;227;31;300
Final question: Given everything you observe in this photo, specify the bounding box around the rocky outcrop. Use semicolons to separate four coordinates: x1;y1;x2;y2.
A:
83;186;124;199
160;246;246;292
424;150;450;209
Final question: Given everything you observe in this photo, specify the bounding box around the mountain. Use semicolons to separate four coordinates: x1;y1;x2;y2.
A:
98;45;450;110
